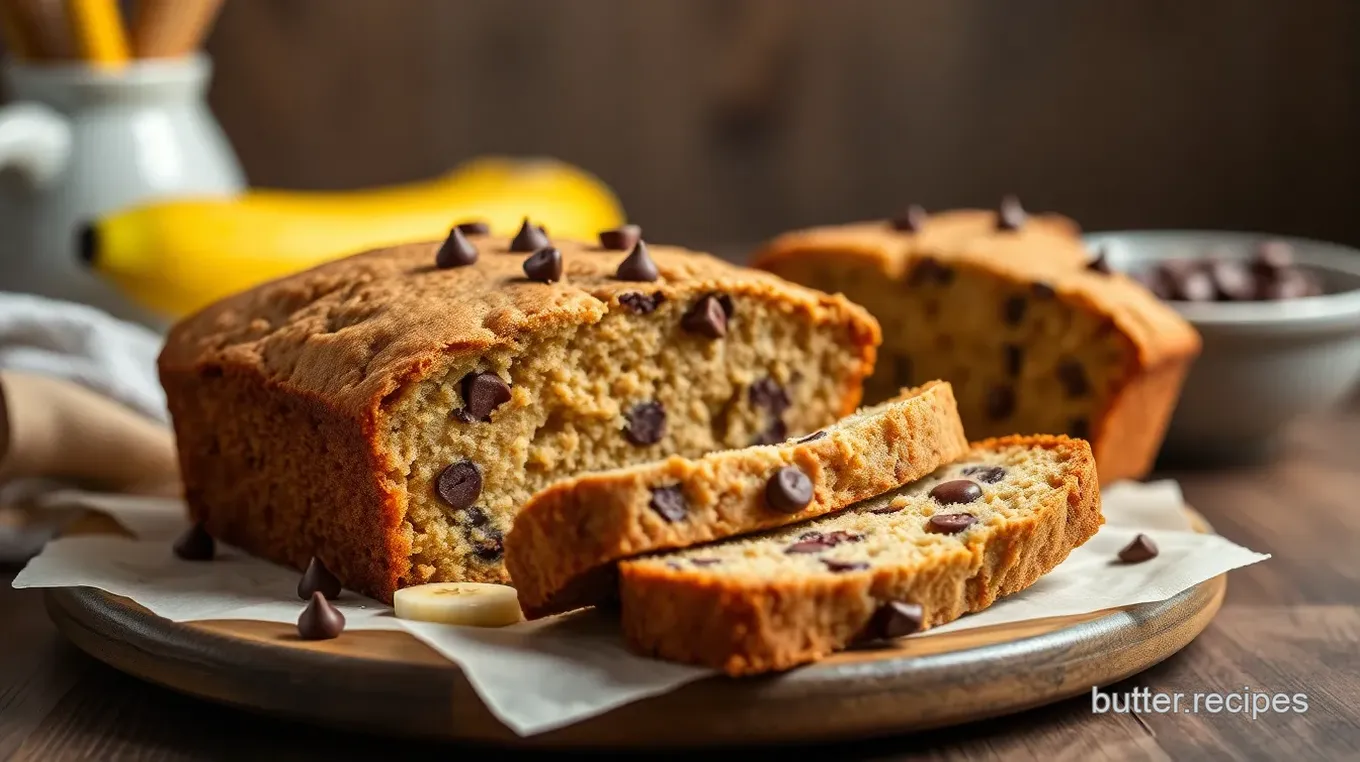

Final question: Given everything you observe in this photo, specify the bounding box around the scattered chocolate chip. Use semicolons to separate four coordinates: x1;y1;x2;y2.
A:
797;430;827;443
929;479;983;505
649;485;687;522
856;601;924;642
890;204;928;233
997;195;1026;232
1057;359;1089;398
927;512;978;534
691;558;721;567
1208;259;1254;301
625;401;667;445
460;371;511;422
297;557;343;600
1004;344;1023;377
509;217;550;252
615;240;660;282
297;592;345;640
172;523;214;561
823;559;870;573
961;465;1007;484
435;227;478;268
1067;417;1091;440
1031;281;1056;299
1117;533;1159;563
472;528;504;561
461;506;489;526
908;257;955;286
1087;247;1113;275
681;294;728;338
454;220;490;236
766;466;814;513
784;529;861;553
522;246;563;282
599;224;642;250
436;461;482;510
618;291;664;314
1002;295;1028;325
749;377;791;416
985;384;1015;420
751;420;788;446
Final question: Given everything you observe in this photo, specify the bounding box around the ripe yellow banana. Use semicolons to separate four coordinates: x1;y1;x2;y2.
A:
84;157;626;319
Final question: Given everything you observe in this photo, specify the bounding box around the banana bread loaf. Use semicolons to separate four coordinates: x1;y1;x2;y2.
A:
752;202;1200;483
620;434;1101;675
159;226;880;603
507;381;969;618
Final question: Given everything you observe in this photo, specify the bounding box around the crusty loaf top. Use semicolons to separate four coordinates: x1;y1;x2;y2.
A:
159;234;881;418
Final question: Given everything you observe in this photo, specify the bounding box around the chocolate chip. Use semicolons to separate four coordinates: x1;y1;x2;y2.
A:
819;530;863;545
751;420;788;446
1171;267;1215;302
1031;281;1056;299
927;512;977;534
460;371;511;422
462;506;489;527
1087;248;1113;275
961;465;1006;484
1002;295;1028;325
1253;240;1294;275
615;240;659;282
172;523;214;561
1068;417;1091;440
908;257;954;286
1260;269;1320;300
1057;359;1089;398
436;461;482;510
766;466;814;513
823;559;870;573
454;220;490;236
868;502;903;515
618;291;664;314
649;485;687;522
797;430;827;443
599;224;642;250
522;246;563;283
435;227;478;268
625;401;666;445
785;539;829;554
691;558;721;567
985;384;1015;420
1117;533;1159;563
509;217;550;252
1204;259;1253;301
856;601;924;642
749;378;791;416
717;294;735;318
997;195;1026;232
784;529;861;553
890;204;928;233
297;592;345;640
297;557;342;600
681;294;728;338
472;528;504;561
929;479;983;505
1004;344;1023;377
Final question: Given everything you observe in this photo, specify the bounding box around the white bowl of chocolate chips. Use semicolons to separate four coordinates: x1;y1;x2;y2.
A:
1085;230;1360;466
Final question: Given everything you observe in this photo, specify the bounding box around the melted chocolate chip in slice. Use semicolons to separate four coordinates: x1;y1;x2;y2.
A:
1002;295;1028;325
435;227;478;268
765;466;814;513
599;224;642;251
509;217;550;252
297;592;346;640
785;539;830;554
929;479;983;505
615;240;660;282
649;485;688;522
1057;359;1089;398
691;558;721;567
472;527;505;561
997;195;1026;232
625;401;667;446
890;204;928;232
460;371;511;422
173;523;215;561
681;294;728;338
797;430;827;444
749;377;791;416
297;557;342;600
856;601;924;643
961;465;1006;484
751;420;788;446
437;461;482;510
927;512;977;534
461;506;490;527
618;291;664;314
1004;344;1023;377
985;384;1016;420
908;257;954;286
1117;533;1159;563
454;220;490;236
522;246;563;283
823;559;870;573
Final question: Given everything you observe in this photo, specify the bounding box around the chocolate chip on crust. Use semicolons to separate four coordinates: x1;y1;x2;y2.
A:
522;246;563;283
599;224;642;251
509;217;550;252
615;240;660;282
681;294;728;338
618;291;665;314
435;227;478;268
454;220;490;236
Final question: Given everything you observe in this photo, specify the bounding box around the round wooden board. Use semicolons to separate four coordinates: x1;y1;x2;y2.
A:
43;510;1226;750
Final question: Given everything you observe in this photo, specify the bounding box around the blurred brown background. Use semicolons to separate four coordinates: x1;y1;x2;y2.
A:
14;0;1360;250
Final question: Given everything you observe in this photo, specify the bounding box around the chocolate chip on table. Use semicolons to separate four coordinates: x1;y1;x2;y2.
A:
749;377;791;415
985;384;1015;420
435;227;478;268
908;257;954;286
1117;533;1159;563
509;217;550;252
890;204;928;233
766;465;814;513
297;592;346;640
929;479;983;505
797;430;827;444
297;557;342;600
961;465;1007;484
649;485;688;522
618;291;664;314
1057;359;1089;398
459;371;511;422
172;523;215;561
599;224;642;251
615;240;660;282
454;220;490;236
1030;281;1056;299
522;247;563;283
625;401;666;445
997;195;1026;232
681;294;728;338
822;559;870;573
1086;247;1113;275
1002;295;1028;325
1003;344;1023;377
1067;417;1091;440
856;601;924;643
927;512;978;534
437;461;482;510
472;527;505;561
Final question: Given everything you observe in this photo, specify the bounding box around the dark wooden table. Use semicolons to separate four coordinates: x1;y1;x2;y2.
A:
3;402;1358;761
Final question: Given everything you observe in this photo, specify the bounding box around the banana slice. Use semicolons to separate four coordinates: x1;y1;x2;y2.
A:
393;582;523;627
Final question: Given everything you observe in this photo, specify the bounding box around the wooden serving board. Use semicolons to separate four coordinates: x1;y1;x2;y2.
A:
42;510;1225;749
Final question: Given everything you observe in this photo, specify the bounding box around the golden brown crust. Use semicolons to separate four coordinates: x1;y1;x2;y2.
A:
618;435;1102;676
506;381;969;618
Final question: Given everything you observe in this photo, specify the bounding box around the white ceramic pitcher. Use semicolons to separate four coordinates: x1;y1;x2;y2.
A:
0;55;244;329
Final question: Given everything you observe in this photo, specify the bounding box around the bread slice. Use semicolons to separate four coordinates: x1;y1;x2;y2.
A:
618;435;1101;676
506;381;969;618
